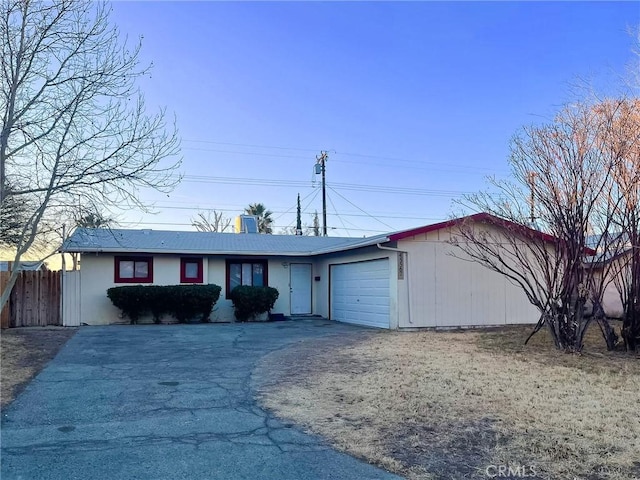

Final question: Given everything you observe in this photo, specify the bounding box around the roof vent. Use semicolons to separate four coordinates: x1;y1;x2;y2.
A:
235;215;259;234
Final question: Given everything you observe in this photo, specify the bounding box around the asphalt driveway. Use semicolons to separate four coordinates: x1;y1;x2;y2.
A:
1;319;400;480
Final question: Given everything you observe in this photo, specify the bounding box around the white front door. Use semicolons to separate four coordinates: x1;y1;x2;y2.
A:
290;263;312;315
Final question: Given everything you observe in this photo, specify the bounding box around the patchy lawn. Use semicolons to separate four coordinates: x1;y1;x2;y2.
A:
256;325;640;480
1;327;77;411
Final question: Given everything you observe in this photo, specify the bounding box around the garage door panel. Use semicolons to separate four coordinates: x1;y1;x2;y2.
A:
330;259;390;329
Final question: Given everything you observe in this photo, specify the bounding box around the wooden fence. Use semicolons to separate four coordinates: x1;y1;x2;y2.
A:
0;270;61;328
0;272;9;328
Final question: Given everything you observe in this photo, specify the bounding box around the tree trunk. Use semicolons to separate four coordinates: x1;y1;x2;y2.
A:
592;300;618;351
621;242;640;351
0;268;20;313
621;307;640;351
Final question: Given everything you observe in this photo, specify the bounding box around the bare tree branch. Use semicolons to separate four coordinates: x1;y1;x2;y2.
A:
0;0;181;310
191;211;232;233
453;100;634;352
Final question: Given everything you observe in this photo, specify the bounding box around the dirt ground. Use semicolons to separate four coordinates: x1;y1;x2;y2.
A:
256;325;640;480
1;327;77;411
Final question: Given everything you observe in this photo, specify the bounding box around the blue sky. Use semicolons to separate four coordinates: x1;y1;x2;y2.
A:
108;1;639;236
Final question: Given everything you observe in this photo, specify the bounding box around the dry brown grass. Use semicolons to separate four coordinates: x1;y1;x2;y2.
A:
256;325;640;480
1;327;76;410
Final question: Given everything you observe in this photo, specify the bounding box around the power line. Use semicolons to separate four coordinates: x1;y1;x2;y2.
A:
115;220;390;234
326;188;354;237
177;174;475;197
326;185;395;231
182;139;320;153
272;187;319;222
181;146;503;174
301;189;321;218
182;147;310;160
180;139;504;173
279;188;321;231
150;201;445;222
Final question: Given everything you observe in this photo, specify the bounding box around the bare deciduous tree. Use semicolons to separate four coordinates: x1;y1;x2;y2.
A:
191;211;231;233
0;0;181;310
595;98;640;350
0;182;32;247
454;101;629;352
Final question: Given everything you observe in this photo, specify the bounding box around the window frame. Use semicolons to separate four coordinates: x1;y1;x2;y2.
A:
225;259;268;298
180;257;204;284
114;255;154;283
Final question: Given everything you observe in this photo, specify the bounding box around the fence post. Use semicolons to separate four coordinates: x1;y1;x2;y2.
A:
0;272;9;328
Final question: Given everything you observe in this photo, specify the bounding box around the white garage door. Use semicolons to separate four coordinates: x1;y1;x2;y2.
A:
330;259;390;329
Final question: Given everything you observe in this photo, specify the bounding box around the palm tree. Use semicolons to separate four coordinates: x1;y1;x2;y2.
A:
245;203;273;234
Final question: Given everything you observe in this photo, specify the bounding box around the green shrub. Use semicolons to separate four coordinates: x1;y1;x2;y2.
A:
106;285;148;323
107;284;222;324
228;285;279;322
147;286;170;323
167;285;222;323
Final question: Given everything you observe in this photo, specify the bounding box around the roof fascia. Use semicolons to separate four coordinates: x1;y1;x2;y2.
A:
62;239;393;257
62;248;316;256
389;212;597;255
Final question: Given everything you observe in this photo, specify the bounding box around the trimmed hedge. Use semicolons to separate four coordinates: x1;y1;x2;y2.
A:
107;284;222;324
228;285;279;322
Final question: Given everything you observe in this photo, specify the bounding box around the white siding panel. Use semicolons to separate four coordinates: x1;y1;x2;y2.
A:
434;243;473;327
401;242;436;327
470;262;505;326
399;226;539;328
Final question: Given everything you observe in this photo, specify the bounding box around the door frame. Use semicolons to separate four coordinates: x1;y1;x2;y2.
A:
290;263;313;315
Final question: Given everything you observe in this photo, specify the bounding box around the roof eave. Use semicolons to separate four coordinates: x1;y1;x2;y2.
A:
61;247;316;256
61;237;393;257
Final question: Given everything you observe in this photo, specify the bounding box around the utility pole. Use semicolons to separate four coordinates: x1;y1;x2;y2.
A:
528;171;537;225
315;151;328;236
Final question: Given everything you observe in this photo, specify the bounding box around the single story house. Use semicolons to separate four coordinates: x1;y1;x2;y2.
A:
588;248;635;319
60;213;540;328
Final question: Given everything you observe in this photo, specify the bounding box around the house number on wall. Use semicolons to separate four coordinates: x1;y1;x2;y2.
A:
397;253;405;280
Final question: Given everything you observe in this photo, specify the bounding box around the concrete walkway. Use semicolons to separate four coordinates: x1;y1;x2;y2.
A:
1;320;401;480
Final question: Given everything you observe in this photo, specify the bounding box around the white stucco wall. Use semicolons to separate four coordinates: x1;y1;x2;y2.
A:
75;253;306;325
397;227;540;328
77;254;211;324
79;254;128;325
207;256;295;322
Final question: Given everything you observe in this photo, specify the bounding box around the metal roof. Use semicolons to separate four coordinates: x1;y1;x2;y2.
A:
61;228;392;256
61;213;567;257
